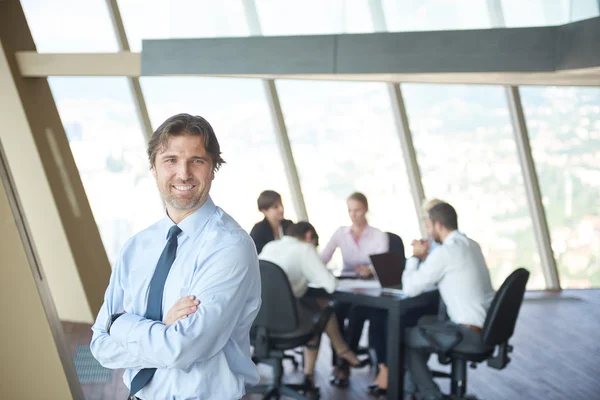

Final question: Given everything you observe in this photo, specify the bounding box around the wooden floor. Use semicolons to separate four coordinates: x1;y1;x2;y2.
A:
64;289;600;400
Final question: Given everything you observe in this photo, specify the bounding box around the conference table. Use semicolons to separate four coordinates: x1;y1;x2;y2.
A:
332;279;440;400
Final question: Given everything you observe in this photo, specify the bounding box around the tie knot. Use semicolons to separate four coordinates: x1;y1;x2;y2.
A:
167;225;182;241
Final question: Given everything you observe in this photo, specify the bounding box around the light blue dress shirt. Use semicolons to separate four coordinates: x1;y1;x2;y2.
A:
91;196;261;400
428;238;440;253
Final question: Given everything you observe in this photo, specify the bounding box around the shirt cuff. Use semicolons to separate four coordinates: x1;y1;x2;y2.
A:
406;257;420;271
109;312;144;348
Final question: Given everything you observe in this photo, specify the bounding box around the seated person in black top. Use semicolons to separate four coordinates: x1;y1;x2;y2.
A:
249;190;293;254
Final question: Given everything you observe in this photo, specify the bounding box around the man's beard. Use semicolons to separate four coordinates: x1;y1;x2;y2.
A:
160;181;206;210
164;192;203;210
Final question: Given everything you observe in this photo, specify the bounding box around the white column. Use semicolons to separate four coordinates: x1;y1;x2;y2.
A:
242;0;309;220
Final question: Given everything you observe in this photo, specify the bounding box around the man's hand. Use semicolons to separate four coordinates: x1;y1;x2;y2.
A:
355;264;373;279
164;295;200;326
411;239;430;261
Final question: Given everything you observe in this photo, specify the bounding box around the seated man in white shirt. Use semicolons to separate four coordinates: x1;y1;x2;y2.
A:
402;202;495;400
259;222;367;386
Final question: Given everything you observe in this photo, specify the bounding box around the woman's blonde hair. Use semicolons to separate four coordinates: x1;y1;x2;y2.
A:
347;192;368;210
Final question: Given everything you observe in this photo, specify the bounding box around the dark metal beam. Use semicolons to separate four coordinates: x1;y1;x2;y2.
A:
142;18;600;76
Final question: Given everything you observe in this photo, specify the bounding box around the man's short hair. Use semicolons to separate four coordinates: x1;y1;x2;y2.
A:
285;221;319;246
257;190;282;211
147;113;225;172
428;202;458;231
422;198;444;214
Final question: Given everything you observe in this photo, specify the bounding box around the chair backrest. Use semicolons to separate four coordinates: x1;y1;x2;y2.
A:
482;268;530;346
387;232;406;259
253;260;299;333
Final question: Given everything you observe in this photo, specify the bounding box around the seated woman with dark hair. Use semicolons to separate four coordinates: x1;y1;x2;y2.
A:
259;222;368;386
250;190;293;254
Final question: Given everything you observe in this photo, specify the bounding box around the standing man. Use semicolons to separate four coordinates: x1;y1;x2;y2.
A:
91;114;261;400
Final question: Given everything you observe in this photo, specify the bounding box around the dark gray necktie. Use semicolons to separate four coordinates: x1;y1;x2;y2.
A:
130;225;182;396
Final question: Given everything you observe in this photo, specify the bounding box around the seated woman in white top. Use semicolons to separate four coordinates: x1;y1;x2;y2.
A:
259;222;367;385
320;192;389;278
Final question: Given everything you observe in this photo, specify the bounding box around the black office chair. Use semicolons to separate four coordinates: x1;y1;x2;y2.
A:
387;231;406;259
249;260;332;400
428;268;530;398
360;232;406;369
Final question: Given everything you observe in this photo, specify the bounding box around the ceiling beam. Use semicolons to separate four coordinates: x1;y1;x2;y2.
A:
15;51;600;86
16;51;141;77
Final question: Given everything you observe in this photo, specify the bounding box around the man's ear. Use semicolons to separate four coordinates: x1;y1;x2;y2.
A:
305;231;312;242
151;165;157;178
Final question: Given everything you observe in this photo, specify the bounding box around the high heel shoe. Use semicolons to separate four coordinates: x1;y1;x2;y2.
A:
351;358;370;368
328;366;349;388
338;349;369;368
367;384;387;396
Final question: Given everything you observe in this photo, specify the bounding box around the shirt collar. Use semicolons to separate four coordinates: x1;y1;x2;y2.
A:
160;196;217;239
343;224;372;238
443;230;461;244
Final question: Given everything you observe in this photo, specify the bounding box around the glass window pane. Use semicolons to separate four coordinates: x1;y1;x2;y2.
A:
118;0;249;52
382;0;492;32
570;0;600;22
255;0;374;35
48;77;163;265
402;84;545;289
276;80;420;270
520;86;600;289
141;77;296;231
500;0;570;27
20;0;118;52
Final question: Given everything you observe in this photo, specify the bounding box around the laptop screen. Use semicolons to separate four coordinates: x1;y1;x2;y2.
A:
369;252;406;289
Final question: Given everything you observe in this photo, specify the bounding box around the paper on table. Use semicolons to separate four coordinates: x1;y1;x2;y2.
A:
337;279;382;290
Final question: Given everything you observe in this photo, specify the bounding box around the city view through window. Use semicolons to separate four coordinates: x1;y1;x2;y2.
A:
19;0;600;290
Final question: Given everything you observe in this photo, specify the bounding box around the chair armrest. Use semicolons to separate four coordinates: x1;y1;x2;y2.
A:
253;326;271;359
487;342;513;370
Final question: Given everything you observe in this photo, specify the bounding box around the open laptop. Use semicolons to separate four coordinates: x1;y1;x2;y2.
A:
369;252;406;295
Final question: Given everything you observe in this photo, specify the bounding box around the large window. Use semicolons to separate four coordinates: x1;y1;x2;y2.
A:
118;0;249;52
141;77;296;232
21;0;118;52
48;77;163;266
255;0;374;35
382;0;492;31
402;84;545;289
521;86;600;289
500;0;599;27
277;80;420;270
